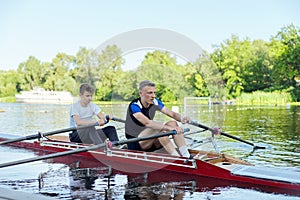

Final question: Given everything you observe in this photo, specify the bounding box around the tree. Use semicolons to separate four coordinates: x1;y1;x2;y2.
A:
269;24;300;101
136;50;191;102
95;45;124;101
17;56;44;90
0;70;20;97
211;35;249;98
113;71;138;101
240;40;272;92
193;53;225;99
75;47;99;85
43;53;76;92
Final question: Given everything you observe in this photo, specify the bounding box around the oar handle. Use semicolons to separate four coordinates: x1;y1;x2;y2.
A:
111;117;126;123
190;121;215;133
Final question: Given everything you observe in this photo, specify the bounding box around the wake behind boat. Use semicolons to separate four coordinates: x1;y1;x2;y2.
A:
15;87;74;104
0;131;299;197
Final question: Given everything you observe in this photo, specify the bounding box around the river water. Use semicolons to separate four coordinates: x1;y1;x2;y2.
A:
0;102;299;199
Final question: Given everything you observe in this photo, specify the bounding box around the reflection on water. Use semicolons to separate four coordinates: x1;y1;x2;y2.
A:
0;103;70;136
215;105;300;167
0;103;300;199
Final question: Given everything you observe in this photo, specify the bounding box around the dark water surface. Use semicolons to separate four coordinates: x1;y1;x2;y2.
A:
0;102;299;199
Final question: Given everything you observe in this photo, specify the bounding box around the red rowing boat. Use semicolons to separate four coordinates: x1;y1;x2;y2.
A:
0;134;299;197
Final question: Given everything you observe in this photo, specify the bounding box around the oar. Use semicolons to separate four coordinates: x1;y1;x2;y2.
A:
184;129;207;136
1;116;124;145
111;117;126;123
0;124;97;145
189;121;266;150
0;128;190;168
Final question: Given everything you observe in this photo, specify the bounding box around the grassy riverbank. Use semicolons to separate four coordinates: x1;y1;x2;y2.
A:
235;91;300;106
0;96;15;103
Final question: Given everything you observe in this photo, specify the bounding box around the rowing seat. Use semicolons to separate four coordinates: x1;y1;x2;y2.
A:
231;165;300;184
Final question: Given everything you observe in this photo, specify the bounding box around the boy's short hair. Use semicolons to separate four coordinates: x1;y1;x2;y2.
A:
80;83;95;94
139;80;156;91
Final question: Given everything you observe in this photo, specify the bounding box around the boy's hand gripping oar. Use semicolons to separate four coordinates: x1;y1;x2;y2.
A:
0;128;190;168
189;121;266;150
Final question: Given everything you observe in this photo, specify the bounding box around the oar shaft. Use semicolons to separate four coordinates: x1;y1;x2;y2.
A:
111;117;126;123
0;124;96;145
190;121;256;147
0;128;190;168
0;142;105;168
219;131;255;146
0;116;125;145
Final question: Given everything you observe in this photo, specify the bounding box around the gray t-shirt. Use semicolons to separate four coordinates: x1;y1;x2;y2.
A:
69;101;101;127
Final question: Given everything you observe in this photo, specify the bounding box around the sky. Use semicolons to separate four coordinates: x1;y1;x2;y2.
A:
0;0;299;71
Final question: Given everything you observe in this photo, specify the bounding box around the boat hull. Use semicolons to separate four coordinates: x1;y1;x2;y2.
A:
0;136;299;196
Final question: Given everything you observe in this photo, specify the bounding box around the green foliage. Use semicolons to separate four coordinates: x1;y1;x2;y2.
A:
155;84;177;103
243;40;272;92
95;45;124;100
192;73;209;96
75;47;100;85
291;87;300;102
17;56;44;90
113;71;137;101
211;35;252;98
211;24;300;101
135;51;193;102
194;53;226;99
45;53;77;91
0;70;20;97
270;24;300;90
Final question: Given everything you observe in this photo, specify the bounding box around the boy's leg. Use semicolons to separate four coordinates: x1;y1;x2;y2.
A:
98;126;119;142
78;126;103;144
69;130;82;143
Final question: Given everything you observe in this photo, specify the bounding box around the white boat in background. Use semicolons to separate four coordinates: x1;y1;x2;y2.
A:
15;87;74;104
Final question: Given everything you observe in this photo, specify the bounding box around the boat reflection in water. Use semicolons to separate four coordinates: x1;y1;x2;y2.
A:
37;163;199;199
